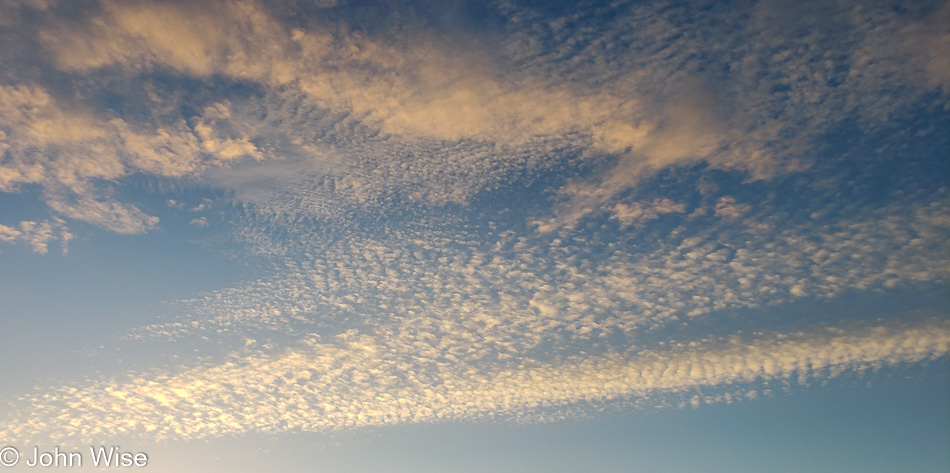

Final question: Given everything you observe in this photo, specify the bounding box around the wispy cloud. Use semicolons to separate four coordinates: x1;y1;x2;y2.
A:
0;218;71;254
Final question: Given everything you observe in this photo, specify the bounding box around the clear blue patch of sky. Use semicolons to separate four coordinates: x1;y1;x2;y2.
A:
0;180;255;396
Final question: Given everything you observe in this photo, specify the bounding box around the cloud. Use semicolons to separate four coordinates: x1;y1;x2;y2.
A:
0;0;946;447
526;0;950;230
714;196;751;221
610;198;686;227
46;191;160;235
124;191;950;351
0;81;264;232
0;0;942;235
4;317;947;442
844;1;950;113
5;4;738;210
30;0;648;212
0;218;71;254
0;0;53;25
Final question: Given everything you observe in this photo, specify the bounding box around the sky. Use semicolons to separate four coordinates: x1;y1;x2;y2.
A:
0;0;948;471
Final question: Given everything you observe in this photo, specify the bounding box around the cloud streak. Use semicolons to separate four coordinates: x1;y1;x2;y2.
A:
4;317;947;442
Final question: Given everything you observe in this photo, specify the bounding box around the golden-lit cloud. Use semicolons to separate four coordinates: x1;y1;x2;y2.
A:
0;218;71;254
4;317;947;442
0;83;262;232
37;191;934;444
1;0;943;233
0;0;947;451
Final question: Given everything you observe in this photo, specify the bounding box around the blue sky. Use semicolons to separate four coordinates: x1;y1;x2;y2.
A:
0;0;948;471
